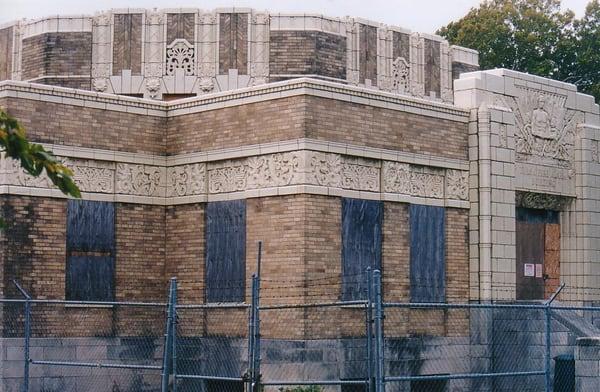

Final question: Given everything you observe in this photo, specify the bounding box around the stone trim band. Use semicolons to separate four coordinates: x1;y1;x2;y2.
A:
0;145;469;208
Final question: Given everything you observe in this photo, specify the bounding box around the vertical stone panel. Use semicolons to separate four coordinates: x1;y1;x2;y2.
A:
219;13;248;74
359;24;377;85
392;31;410;62
112;13;143;75
0;26;13;80
424;38;441;98
166;13;195;43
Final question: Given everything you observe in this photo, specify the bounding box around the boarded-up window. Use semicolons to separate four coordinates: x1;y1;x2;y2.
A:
66;200;115;301
342;198;383;301
205;200;246;302
409;204;446;303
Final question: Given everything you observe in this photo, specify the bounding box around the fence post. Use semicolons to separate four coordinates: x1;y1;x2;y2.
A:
171;279;178;392
373;270;384;392
23;297;31;392
251;273;261;391
545;283;564;392
545;303;551;392
247;274;257;392
366;268;374;392
161;278;177;392
12;280;31;392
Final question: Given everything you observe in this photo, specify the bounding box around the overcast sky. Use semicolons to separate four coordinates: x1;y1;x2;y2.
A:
0;0;592;33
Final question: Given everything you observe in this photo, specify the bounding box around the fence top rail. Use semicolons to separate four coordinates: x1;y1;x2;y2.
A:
0;298;168;307
383;302;549;310
260;300;368;310
176;303;250;309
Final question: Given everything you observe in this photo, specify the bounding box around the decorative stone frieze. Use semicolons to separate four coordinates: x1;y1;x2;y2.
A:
246;152;303;189
515;191;572;211
115;163;165;197
208;164;246;193
382;162;448;199
166;163;206;197
67;158;115;193
0;147;469;205
446;169;469;201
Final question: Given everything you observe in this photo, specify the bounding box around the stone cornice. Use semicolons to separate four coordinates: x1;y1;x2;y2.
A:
0;78;470;122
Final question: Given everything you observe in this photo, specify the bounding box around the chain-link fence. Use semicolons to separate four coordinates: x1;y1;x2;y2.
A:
4;271;600;392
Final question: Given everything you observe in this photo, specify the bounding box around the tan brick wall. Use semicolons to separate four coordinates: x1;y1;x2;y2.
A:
0;196;168;336
3;97;166;154
165;203;205;303
382;202;410;302
167;96;306;154
115;203;166;302
383;205;470;338
167;95;468;158
270;31;346;80
305;96;468;160
21;32;92;81
36;76;91;90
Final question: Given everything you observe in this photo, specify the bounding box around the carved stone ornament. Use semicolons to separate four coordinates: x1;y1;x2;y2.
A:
116;164;164;197
199;77;215;92
165;39;195;76
92;78;108;92
445;169;469;200
208;165;246;193
341;160;380;191
392;57;410;94
145;78;161;98
246;153;302;189
382;162;445;199
146;11;163;25
93;12;111;26
166;164;206;197
309;152;342;187
515;191;572;211
65;158;115;193
592;140;599;163
506;88;583;163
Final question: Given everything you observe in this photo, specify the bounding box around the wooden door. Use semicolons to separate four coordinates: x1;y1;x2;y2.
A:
516;221;545;300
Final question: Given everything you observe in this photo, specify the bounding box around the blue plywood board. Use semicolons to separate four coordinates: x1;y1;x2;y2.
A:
409;204;446;303
205;200;246;302
341;198;383;301
66;256;115;301
67;200;115;252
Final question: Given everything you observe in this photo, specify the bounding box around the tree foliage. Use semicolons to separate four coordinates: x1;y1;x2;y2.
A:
438;0;600;101
0;108;80;228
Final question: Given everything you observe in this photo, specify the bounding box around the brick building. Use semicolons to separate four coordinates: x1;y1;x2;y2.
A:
0;7;599;392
